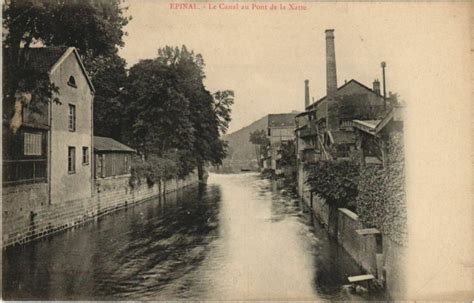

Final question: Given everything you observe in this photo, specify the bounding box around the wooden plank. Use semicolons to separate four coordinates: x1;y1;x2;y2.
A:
348;274;375;283
356;228;381;235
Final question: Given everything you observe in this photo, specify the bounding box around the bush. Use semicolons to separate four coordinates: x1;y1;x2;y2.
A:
129;151;187;188
305;159;360;209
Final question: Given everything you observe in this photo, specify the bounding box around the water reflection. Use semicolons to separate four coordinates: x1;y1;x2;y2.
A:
3;173;384;300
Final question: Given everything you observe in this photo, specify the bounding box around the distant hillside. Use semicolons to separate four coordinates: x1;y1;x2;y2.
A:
220;115;268;171
219;111;299;172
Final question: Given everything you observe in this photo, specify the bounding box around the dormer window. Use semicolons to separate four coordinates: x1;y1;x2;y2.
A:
67;76;77;88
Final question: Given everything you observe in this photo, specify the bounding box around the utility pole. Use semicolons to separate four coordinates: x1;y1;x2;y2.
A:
381;61;387;110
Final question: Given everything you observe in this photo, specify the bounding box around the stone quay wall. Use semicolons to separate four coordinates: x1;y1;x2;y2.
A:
337;208;378;274
301;190;406;298
2;173;199;248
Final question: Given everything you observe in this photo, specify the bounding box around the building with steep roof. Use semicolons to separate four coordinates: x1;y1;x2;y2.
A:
295;29;387;199
3;47;95;205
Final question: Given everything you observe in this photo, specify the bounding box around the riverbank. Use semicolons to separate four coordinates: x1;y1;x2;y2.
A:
2;172;200;249
4;173;387;301
296;180;406;298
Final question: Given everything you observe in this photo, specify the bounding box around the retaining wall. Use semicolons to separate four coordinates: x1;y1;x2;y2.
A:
298;178;406;298
382;235;406;298
337;208;378;274
2;173;199;248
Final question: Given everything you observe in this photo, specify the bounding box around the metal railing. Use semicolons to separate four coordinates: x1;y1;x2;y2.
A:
3;159;47;186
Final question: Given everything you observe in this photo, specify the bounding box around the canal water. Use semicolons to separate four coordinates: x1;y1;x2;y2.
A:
3;173;385;300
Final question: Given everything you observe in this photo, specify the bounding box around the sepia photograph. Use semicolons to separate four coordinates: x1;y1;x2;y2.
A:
1;0;473;301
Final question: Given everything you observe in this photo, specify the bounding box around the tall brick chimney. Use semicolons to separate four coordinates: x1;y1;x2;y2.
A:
304;79;310;109
325;29;339;130
325;29;337;100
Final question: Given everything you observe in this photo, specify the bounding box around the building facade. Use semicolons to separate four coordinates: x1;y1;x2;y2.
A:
267;113;298;172
295;29;386;198
3;47;95;207
49;47;95;204
94;136;135;179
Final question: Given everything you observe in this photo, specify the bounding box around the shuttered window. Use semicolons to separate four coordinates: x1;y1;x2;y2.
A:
24;132;42;156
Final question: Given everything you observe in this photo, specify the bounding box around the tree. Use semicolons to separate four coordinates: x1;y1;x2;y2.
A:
92;53;128;139
278;140;296;167
122;45;233;181
305;159;360;236
3;0;130;134
305;160;360;209
3;0;129;59
213;90;234;135
156;46;233;180
121;58;195;157
249;129;270;169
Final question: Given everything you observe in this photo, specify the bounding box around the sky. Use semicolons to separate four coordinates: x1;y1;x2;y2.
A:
118;2;473;298
119;1;465;133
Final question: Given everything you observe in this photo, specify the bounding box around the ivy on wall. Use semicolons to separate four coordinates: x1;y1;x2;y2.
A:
305;131;407;245
356;132;407;245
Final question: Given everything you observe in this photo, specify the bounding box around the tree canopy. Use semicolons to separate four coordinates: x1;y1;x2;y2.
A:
123;46;234;180
305;160;360;209
3;0;129;57
3;0;130;136
3;1;234;181
278;140;296;167
249;129;270;146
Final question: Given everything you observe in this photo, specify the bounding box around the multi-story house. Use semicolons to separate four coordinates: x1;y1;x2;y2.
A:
3;47;95;206
267;113;298;173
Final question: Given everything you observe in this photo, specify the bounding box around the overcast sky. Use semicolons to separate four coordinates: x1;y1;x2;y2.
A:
119;2;466;134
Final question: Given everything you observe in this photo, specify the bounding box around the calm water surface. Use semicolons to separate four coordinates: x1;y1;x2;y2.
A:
3;173;384;300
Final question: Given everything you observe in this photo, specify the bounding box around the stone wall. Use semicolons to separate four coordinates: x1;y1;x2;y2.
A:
298;176;405;298
382;236;406;298
2;172;199;248
337;208;378;274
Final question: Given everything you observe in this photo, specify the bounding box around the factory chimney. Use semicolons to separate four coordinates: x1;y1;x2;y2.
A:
325;29;339;130
304;80;310;109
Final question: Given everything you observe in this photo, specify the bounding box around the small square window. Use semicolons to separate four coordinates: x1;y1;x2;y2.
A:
82;146;89;165
68;104;76;132
68;146;76;173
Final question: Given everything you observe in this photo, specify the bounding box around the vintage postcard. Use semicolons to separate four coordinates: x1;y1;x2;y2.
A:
1;0;473;301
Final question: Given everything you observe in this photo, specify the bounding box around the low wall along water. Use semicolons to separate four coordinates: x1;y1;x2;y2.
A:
301;191;406;298
2;173;199;248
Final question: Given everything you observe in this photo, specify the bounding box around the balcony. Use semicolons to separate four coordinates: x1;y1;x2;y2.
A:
3;159;47;186
298;121;319;138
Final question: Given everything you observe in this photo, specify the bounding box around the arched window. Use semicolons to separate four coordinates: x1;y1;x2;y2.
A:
67;76;77;88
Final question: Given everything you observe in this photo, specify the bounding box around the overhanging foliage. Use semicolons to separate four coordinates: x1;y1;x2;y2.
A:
305;159;360;209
